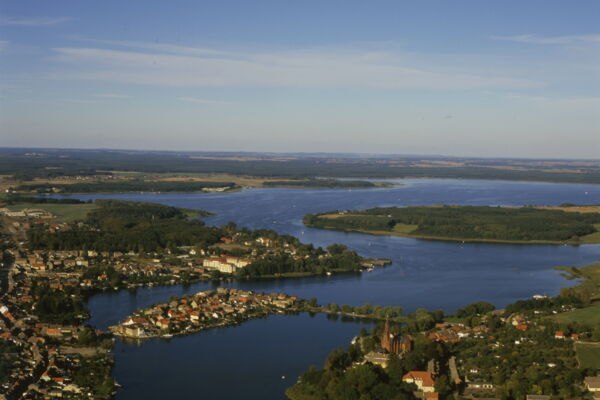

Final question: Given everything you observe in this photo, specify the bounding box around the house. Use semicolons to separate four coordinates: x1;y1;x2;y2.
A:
363;351;389;368
554;330;565;339
44;328;62;338
585;376;600;392
515;323;528;331
402;371;435;393
202;256;249;274
467;382;494;390
256;237;274;247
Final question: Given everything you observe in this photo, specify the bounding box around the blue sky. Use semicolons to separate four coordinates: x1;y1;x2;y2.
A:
0;1;599;158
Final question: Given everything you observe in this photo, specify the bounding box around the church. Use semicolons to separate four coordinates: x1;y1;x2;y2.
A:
381;320;413;355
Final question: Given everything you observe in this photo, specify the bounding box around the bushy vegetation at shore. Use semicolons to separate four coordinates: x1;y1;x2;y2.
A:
3;195;88;205
305;205;600;243
16;180;236;193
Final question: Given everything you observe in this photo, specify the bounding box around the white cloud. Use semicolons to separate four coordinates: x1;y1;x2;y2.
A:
68;37;232;57
493;34;600;45
50;42;543;90
178;96;232;105
0;16;71;27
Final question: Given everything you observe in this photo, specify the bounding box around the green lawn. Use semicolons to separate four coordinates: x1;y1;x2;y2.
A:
7;203;98;222
554;303;600;326
392;223;418;235
575;342;600;369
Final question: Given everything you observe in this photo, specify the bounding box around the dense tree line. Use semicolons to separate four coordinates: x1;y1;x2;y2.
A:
263;179;380;188
17;180;237;193
27;200;219;253
305;206;600;242
3;195;87;205
71;355;115;398
31;283;87;324
236;244;364;278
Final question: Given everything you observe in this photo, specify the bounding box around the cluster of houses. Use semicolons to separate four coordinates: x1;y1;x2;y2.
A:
0;294;105;399
427;321;489;343
0;211;114;398
0;208;54;219
110;288;298;339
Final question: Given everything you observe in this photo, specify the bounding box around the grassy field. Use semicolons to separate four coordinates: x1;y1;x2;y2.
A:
554;264;600;326
580;224;600;244
538;205;600;214
575;342;600;369
6;203;98;222
554;303;600;326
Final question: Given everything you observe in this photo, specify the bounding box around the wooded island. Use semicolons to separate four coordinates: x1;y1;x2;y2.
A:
304;205;600;244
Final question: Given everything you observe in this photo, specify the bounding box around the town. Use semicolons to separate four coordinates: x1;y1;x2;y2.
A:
0;198;388;399
109;288;299;339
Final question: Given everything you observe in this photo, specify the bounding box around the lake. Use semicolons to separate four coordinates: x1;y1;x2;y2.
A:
72;179;600;399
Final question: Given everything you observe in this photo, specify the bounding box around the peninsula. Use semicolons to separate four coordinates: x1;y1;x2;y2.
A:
286;262;600;400
109;288;300;339
304;205;600;244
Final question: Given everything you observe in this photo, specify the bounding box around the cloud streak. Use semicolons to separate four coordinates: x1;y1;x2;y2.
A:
178;96;232;105
50;41;544;90
0;16;71;27
493;34;600;45
93;93;130;99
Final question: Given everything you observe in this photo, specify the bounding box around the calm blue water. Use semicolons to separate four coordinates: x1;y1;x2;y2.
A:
72;179;600;399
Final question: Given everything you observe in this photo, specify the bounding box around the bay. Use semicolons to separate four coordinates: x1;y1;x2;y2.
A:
70;179;600;399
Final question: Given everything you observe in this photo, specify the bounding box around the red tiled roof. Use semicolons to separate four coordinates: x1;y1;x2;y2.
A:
402;370;435;388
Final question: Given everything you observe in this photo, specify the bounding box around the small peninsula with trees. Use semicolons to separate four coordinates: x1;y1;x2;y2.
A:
304;205;600;244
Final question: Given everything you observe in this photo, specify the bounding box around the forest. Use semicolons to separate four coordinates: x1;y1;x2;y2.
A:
304;206;600;242
27;200;219;253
